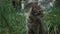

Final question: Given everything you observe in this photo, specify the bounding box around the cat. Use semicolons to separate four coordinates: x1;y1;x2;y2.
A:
26;3;46;34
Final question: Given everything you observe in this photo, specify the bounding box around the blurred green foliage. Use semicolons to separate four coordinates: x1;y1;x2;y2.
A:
0;0;26;34
43;0;60;34
0;0;60;34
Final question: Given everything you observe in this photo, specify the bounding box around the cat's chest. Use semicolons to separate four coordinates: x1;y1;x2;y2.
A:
27;15;41;24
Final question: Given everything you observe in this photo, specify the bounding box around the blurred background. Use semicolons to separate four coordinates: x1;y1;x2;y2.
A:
0;0;60;34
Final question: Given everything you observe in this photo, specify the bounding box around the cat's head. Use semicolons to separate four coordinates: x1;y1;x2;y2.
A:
31;4;43;16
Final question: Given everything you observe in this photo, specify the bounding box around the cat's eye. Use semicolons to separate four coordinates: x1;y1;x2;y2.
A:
39;11;41;12
38;10;41;12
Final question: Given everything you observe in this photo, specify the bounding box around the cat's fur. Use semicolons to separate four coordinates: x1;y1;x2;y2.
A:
26;3;46;34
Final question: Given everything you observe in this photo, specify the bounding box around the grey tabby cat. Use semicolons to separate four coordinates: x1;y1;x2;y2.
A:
26;3;46;34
